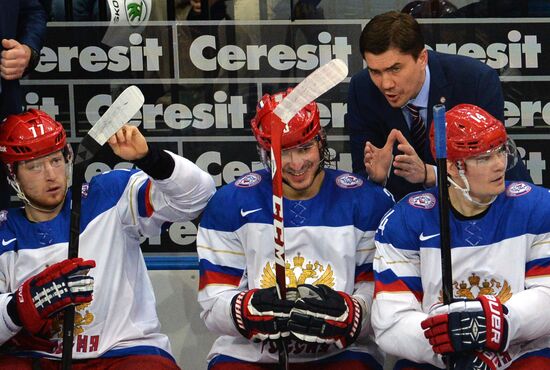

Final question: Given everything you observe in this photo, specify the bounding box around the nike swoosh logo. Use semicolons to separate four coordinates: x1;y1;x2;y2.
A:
419;233;440;241
240;208;262;217
2;238;16;246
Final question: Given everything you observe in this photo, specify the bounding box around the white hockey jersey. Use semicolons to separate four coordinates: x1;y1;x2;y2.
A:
197;168;394;365
373;182;550;368
0;152;215;361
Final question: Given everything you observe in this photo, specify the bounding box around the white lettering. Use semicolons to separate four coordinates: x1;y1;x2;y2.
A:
36;33;163;73
189;32;352;72
429;31;541;69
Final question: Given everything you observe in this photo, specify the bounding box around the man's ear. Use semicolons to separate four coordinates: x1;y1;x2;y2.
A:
447;160;459;179
418;48;428;68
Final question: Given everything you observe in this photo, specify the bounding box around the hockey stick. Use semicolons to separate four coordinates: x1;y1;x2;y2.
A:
270;58;348;369
433;104;454;370
62;86;145;370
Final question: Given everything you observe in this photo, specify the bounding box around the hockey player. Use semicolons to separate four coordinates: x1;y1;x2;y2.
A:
197;89;394;369
0;109;216;369
372;103;550;369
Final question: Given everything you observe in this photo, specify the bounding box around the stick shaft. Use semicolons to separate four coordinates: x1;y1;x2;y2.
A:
434;104;454;370
270;121;288;370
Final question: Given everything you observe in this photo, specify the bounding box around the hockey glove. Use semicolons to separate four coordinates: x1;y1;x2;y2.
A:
455;350;512;370
8;258;96;335
231;287;296;341
421;295;508;354
288;284;362;349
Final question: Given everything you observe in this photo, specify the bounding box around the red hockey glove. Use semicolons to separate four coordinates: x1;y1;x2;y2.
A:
421;295;508;354
288;284;362;349
455;350;512;370
231;287;296;341
8;258;95;335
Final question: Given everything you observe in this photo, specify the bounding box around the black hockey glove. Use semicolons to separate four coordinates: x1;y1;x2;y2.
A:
231;287;296;341
421;295;508;354
455;350;512;370
288;284;362;349
7;258;95;335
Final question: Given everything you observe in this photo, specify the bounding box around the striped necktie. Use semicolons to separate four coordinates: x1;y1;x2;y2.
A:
405;104;426;155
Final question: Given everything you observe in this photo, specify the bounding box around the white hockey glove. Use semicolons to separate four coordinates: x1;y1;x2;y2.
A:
288;284;362;349
421;295;508;354
231;287;297;341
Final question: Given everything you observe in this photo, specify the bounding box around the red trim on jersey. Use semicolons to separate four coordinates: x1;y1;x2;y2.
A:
355;270;374;283
144;181;154;217
199;271;242;291
375;279;423;302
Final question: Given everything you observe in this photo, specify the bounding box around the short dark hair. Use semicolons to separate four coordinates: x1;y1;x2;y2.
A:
359;11;425;59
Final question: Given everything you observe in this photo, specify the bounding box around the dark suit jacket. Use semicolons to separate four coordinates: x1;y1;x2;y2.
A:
0;0;47;120
345;50;532;201
0;0;46;210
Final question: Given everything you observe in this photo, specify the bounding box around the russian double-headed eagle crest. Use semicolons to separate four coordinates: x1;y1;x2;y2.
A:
442;273;512;303
260;253;335;288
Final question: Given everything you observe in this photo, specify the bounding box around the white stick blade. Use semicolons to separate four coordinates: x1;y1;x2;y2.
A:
88;85;145;145
273;59;348;123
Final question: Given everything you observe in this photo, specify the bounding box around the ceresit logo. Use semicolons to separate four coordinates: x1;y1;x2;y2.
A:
36;33;163;73
505;99;550;127
189;31;352;72
429;30;541;69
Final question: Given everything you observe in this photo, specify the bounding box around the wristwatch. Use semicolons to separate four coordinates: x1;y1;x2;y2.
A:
24;46;40;75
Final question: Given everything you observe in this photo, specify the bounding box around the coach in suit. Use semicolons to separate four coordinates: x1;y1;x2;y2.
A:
345;11;531;201
1;0;47;210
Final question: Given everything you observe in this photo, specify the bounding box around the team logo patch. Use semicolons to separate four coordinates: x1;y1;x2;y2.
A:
408;193;436;209
81;183;90;198
235;173;262;188
0;210;7;223
506;182;531;197
335;174;363;189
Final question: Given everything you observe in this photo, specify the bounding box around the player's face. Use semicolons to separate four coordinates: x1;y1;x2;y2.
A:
16;151;68;210
364;47;427;108
281;138;324;200
462;145;508;201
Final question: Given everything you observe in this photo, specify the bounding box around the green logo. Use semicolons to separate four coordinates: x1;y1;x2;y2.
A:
125;0;148;25
127;2;143;21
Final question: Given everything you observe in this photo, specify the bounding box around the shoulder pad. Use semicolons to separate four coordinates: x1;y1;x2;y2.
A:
407;192;437;210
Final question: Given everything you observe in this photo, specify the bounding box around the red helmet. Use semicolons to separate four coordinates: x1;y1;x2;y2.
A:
429;104;507;162
0;109;67;166
251;89;321;151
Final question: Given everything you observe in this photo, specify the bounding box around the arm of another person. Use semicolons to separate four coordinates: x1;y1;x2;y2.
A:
18;0;47;52
2;0;47;79
345;74;389;178
196;192;248;336
502;187;550;356
372;207;444;367
353;185;395;339
108;125;216;236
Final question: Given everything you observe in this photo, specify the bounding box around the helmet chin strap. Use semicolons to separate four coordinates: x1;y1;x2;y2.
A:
8;163;72;216
447;161;497;207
